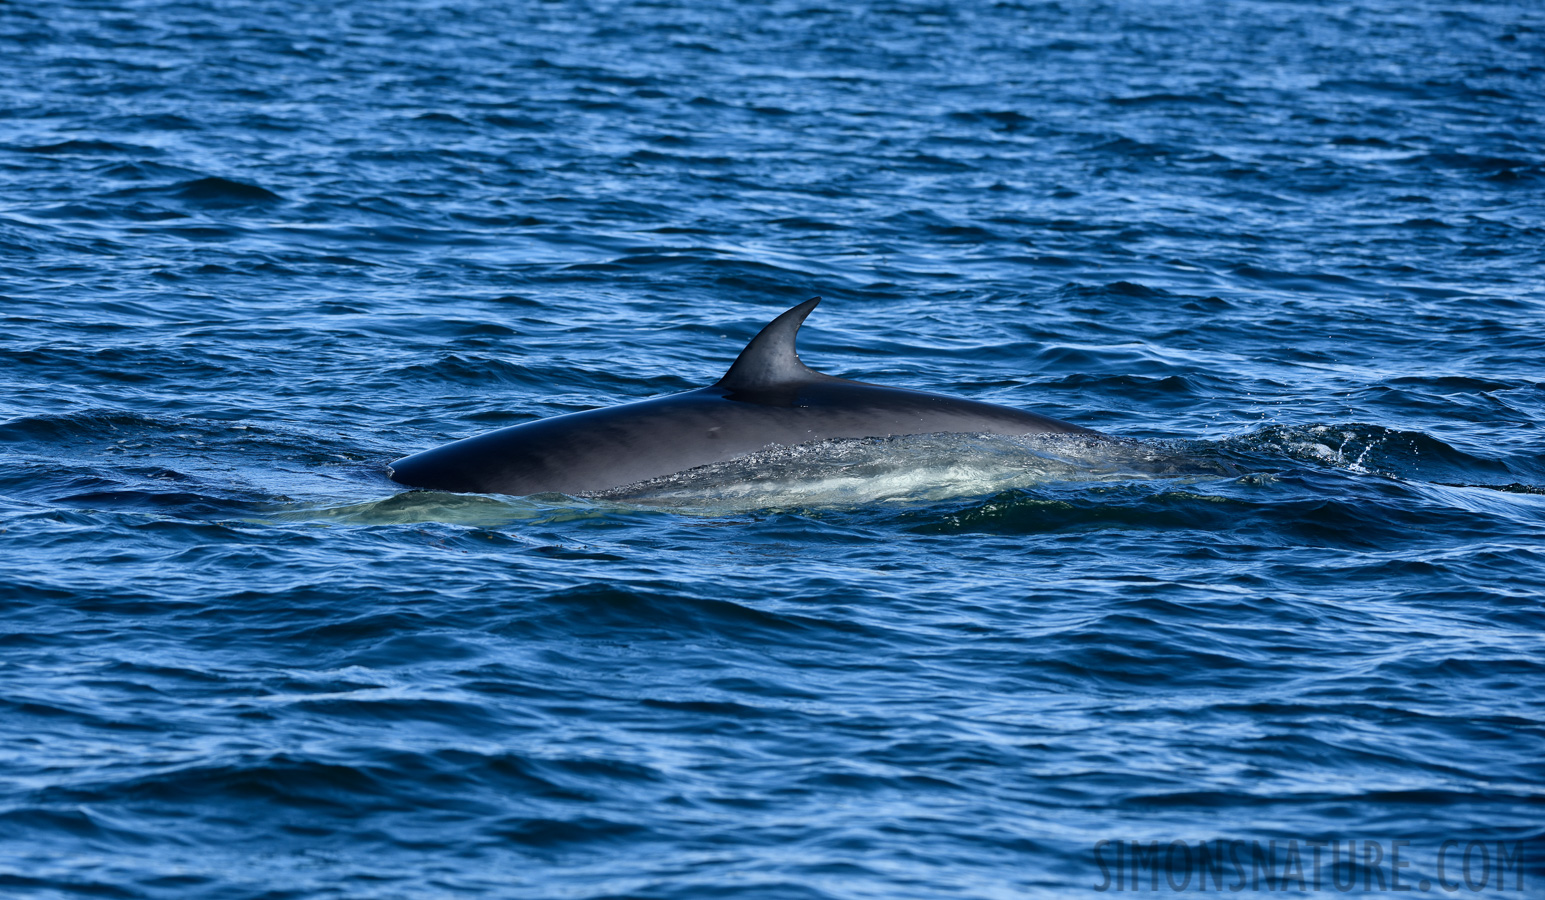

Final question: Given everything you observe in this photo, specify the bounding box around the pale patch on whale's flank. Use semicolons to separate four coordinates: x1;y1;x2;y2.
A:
589;432;1233;510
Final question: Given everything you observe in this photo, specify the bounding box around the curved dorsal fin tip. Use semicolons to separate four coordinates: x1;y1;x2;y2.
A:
716;297;823;391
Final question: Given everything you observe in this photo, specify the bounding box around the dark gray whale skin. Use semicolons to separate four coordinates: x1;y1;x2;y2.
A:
387;298;1101;496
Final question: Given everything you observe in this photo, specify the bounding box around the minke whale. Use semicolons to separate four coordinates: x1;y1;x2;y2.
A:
387;298;1102;496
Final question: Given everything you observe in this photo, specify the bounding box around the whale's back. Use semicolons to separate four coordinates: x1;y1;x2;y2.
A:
388;379;1095;496
388;298;1101;496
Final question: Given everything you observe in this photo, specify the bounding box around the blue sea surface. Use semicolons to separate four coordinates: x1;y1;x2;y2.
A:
2;1;1543;897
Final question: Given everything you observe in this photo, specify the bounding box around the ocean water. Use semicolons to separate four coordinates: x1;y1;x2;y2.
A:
2;0;1543;897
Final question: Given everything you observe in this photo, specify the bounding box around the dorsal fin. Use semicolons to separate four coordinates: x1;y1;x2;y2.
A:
716;297;824;391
